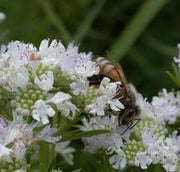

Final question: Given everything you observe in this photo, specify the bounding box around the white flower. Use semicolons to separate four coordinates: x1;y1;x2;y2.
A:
107;133;124;154
55;141;75;165
70;78;88;95
0;144;12;159
38;39;66;65
85;78;124;116
109;150;126;169
11;66;29;90
47;92;77;119
6;41;36;68
99;77;118;97
82;133;114;153
151;89;180;124
0;117;24;160
35;71;54;91
99;77;124;110
171;131;180;150
80;115;117;131
12;140;26;160
174;43;180;69
14;170;26;172
136;93;153;120
60;43;98;79
142;126;158;146
32;100;55;124
142;126;179;170
81;116;125;154
75;60;99;78
85;96;107;116
0;12;6;22
59;43;79;73
134;151;152;169
0;66;29;92
36;125;61;143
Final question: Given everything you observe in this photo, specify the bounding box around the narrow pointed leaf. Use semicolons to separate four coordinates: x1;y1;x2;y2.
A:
59;129;110;142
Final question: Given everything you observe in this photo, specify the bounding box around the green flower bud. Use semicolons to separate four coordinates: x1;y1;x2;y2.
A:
53;67;74;92
131;117;167;140
124;139;146;164
0;158;29;172
15;88;47;110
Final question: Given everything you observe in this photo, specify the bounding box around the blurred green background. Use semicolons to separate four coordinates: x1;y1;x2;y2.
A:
0;0;179;99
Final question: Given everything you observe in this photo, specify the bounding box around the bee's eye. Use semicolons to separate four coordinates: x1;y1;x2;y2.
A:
127;109;135;118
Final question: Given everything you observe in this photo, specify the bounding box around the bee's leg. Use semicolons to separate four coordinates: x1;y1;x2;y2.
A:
88;75;101;85
176;129;180;136
118;114;122;126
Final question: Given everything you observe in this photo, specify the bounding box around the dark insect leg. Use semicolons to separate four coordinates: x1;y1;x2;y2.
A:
87;75;101;85
118;113;124;126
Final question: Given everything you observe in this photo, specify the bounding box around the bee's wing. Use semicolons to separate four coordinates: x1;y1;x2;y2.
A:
114;63;130;93
106;51;129;92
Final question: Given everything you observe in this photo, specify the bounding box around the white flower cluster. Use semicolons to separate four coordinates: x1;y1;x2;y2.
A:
0;113;61;162
81;90;180;171
0;39;127;171
174;44;180;69
0;40;123;125
0;39;179;171
0;11;6;23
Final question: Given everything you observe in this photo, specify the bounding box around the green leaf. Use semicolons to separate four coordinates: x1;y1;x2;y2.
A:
73;0;106;43
109;0;168;60
81;151;107;171
166;71;180;88
172;63;180;80
37;0;71;45
59;130;110;142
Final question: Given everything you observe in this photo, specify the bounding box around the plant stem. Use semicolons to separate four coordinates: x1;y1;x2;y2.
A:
37;0;71;45
73;0;105;43
109;0;168;61
48;114;58;168
143;34;177;57
39;142;48;172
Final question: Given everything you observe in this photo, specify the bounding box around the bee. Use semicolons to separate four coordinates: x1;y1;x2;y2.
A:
88;56;140;126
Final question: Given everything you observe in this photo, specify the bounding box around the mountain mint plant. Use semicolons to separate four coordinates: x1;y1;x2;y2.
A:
0;39;179;172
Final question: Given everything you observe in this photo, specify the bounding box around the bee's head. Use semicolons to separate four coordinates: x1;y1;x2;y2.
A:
119;106;140;125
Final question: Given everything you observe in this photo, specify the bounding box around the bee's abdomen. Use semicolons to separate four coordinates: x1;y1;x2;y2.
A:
93;56;121;82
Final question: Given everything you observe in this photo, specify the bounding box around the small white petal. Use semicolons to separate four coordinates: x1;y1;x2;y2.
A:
109;150;126;169
85;96;107;116
0;144;12;159
134;151;152;169
35;71;54;91
32;100;55;124
47;92;77;119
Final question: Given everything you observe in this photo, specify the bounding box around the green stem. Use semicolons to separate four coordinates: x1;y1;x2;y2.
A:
73;0;106;43
39;142;48;172
37;0;71;45
143;34;177;57
55;111;83;136
48;114;58;168
109;0;168;61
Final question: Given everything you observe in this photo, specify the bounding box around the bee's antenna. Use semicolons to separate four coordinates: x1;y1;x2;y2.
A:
120;122;132;136
105;50;113;61
120;119;140;136
129;119;140;130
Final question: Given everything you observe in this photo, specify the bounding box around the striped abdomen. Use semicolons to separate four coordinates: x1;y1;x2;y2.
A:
92;56;122;82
